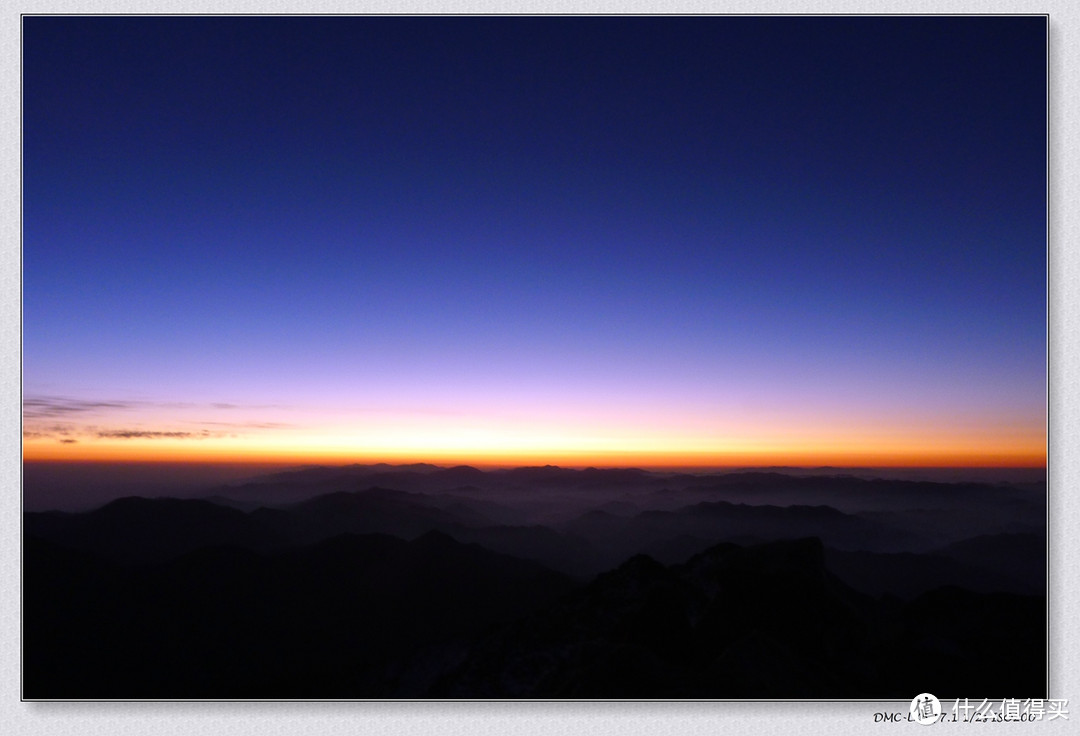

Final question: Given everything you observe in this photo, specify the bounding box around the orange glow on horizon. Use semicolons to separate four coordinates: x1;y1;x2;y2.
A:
22;396;1046;471
21;435;1047;470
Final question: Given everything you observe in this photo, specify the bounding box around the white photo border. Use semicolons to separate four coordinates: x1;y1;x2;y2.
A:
4;2;1075;735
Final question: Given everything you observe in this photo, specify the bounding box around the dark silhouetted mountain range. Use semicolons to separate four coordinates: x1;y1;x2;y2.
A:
24;465;1046;699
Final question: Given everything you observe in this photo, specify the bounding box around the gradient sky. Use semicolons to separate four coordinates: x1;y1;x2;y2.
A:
22;16;1047;469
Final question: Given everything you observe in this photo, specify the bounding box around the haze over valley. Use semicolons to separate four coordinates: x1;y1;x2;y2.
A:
25;462;1046;698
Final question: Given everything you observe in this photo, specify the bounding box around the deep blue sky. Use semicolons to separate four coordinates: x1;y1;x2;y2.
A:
22;16;1047;467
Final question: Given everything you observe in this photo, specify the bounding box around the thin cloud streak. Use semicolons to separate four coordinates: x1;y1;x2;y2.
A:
23;394;300;444
23;396;137;419
95;429;223;440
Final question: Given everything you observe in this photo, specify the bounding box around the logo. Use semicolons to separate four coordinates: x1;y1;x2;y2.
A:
911;693;942;725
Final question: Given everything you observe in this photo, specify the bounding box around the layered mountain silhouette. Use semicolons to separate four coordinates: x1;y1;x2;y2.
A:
26;487;601;575
23;465;1046;699
432;538;1044;698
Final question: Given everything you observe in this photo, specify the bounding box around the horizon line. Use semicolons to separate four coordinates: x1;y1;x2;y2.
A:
20;457;1049;472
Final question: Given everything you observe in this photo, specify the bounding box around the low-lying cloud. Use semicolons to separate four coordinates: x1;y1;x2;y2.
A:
95;429;222;440
23;394;298;445
24;396;137;419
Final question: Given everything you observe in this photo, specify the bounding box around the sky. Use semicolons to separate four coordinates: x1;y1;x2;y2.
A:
22;16;1047;470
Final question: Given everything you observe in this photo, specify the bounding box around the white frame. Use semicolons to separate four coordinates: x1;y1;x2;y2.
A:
5;3;1074;735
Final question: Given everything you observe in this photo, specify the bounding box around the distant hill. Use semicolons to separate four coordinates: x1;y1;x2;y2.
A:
25;496;281;564
26;487;602;577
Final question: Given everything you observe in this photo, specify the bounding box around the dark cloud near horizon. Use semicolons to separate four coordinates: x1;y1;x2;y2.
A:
25;395;292;421
23;395;293;441
24;396;136;419
23;424;79;440
26;426;232;441
95;429;222;440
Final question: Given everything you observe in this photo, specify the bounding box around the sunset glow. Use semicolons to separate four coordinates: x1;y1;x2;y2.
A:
23;17;1046;493
21;399;1046;468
